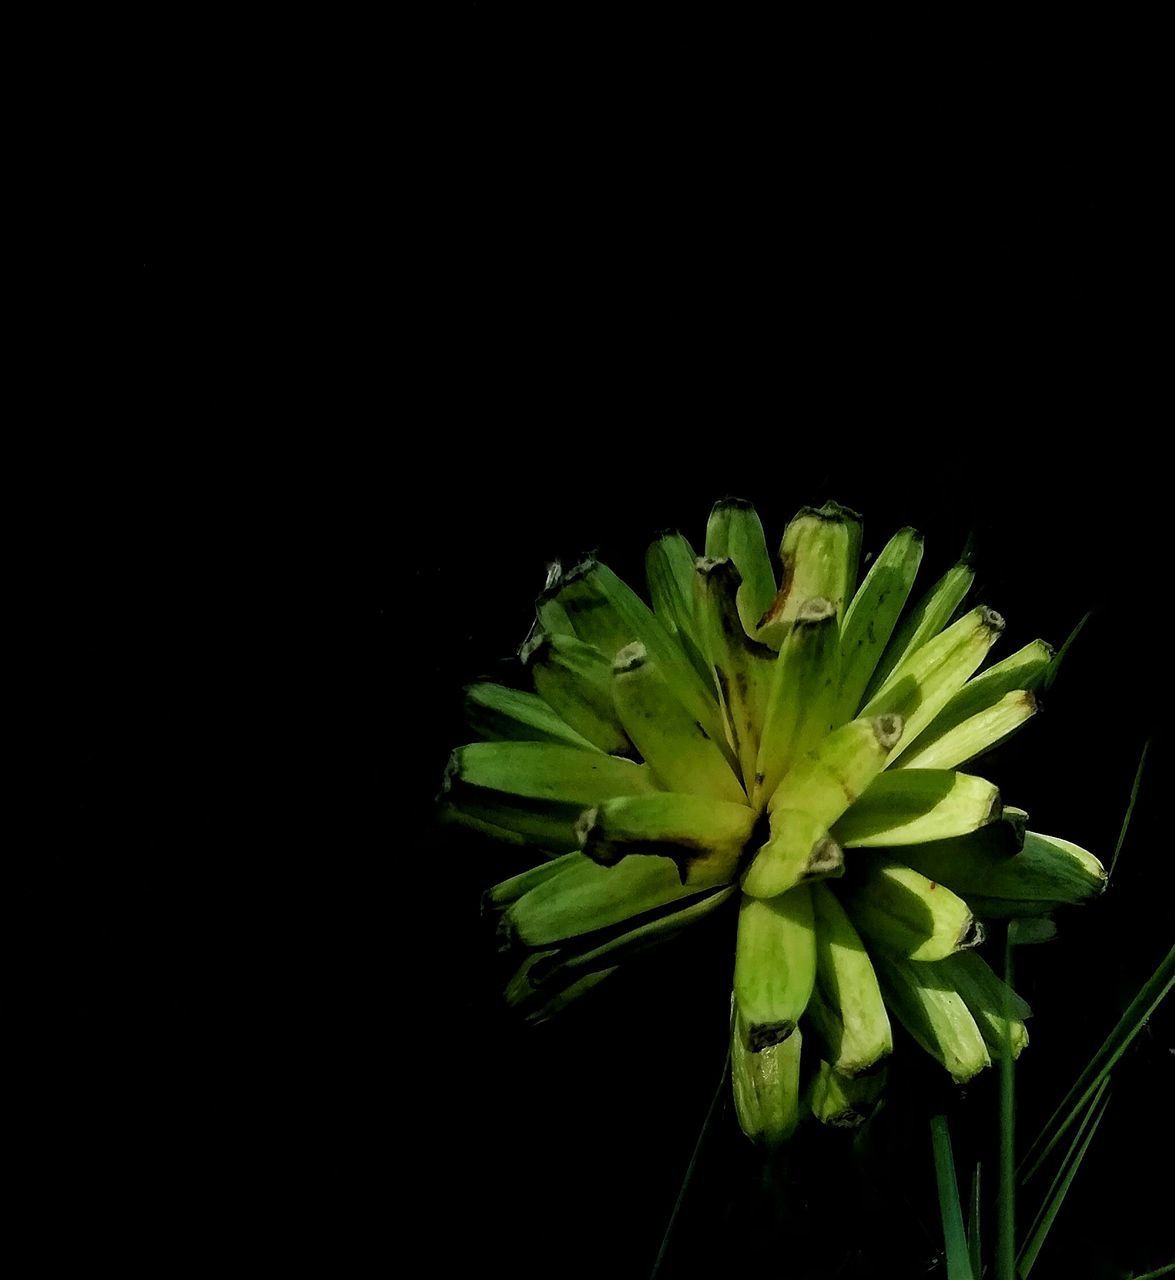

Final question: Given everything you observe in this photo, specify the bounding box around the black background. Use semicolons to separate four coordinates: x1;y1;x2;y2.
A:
78;2;1172;1276
361;468;1171;1280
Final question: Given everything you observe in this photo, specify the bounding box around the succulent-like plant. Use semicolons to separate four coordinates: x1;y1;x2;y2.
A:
442;500;1106;1144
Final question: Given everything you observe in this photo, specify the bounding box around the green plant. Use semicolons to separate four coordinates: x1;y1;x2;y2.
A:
443;499;1111;1141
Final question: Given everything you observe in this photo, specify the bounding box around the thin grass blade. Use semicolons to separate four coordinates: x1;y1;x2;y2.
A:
1041;609;1090;692
930;1114;975;1280
1018;1075;1111;1273
1109;738;1150;878
997;927;1015;1280
967;1161;982;1279
1016;1082;1112;1277
1020;944;1175;1181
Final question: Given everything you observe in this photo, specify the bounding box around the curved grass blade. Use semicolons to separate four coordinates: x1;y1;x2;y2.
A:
1016;1080;1112;1277
1110;738;1150;879
930;1114;975;1280
1131;1265;1175;1279
1019;944;1175;1182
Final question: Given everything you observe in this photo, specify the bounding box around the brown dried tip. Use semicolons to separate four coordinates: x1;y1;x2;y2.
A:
518;630;550;666
560;557;600;585
748;1020;797;1052
695;555;741;586
806;836;844;879
574;807;601;855
980;606;1006;634
795;500;863;525
1000;806;1029;850
958;917;986;951
495;914;520;953
441;750;461;793
827;1111;868;1130
796;597;837;624
613;642;647;674
872;714;904;751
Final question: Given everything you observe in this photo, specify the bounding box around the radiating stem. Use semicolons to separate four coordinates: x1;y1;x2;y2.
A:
997;925;1015;1280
